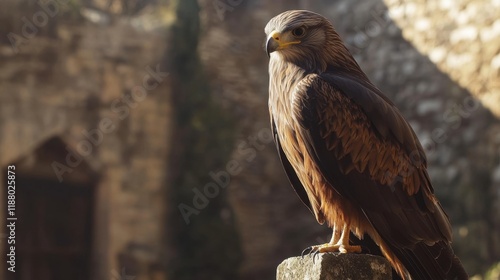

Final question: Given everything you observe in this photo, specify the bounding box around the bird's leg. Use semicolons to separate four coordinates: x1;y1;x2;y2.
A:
330;222;342;244
301;223;361;256
336;223;361;253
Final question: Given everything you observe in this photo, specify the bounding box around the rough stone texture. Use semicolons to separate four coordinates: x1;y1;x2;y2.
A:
384;0;500;117
276;253;392;280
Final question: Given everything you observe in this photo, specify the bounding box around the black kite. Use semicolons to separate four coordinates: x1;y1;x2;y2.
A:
265;10;468;280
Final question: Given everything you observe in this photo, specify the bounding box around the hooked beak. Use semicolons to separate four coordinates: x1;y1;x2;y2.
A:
266;30;301;57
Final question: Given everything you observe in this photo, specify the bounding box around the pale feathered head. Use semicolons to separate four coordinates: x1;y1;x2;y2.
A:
265;10;361;74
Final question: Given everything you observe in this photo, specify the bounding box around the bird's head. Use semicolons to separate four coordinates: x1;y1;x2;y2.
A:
265;10;358;73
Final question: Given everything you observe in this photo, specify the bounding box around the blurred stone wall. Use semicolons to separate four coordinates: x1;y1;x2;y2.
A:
0;1;172;279
164;1;242;279
198;0;500;278
384;0;500;116
0;1;244;279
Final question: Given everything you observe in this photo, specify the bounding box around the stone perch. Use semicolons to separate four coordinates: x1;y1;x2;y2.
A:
277;253;392;280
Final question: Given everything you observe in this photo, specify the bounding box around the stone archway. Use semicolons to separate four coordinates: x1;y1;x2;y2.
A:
2;137;98;280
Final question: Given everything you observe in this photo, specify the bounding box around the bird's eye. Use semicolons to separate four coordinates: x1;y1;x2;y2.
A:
292;27;306;38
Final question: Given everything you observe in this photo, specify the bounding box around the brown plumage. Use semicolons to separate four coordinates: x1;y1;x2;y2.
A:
265;10;468;280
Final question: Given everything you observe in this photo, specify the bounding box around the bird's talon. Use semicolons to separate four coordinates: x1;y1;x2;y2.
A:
312;249;320;263
301;246;313;258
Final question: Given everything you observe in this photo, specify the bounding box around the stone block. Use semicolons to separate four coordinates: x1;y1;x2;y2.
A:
277;253;392;280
